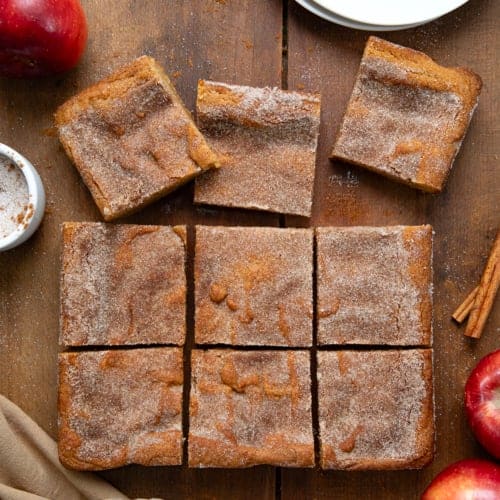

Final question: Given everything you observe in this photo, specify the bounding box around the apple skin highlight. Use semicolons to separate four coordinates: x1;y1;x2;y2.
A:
421;459;500;500
465;349;500;460
0;0;87;77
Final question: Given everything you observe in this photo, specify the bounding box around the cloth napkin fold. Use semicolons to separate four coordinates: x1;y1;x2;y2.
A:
0;394;129;500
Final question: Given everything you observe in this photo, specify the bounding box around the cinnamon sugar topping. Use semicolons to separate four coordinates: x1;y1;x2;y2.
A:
58;348;183;470
318;349;434;470
195;226;313;346
60;222;186;346
316;225;433;346
55;56;219;221
194;80;320;216
0;158;29;239
331;37;481;193
188;349;314;467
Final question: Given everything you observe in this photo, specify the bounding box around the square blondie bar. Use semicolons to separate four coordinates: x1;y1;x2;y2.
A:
60;222;186;346
317;349;434;470
194;80;320;216
56;56;219;220
316;225;433;346
188;349;314;467
58;348;183;470
331;37;482;192
195;226;313;346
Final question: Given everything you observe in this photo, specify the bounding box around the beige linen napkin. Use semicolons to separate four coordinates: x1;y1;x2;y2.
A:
0;394;129;500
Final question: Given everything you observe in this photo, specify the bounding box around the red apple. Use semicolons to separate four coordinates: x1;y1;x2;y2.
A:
465;349;500;459
0;0;87;78
422;459;500;499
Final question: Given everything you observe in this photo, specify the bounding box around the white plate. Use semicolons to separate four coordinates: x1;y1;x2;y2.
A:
295;0;434;31
313;0;469;27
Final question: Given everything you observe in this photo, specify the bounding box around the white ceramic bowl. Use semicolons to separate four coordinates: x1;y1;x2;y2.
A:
313;0;469;27
0;143;45;251
296;0;434;31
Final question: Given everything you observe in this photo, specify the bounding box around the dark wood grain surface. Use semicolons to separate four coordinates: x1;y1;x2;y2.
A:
0;0;498;498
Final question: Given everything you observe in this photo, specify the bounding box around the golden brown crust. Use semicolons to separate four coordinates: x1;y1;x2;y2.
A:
55;56;219;221
317;349;434;470
188;350;314;468
331;36;482;193
194;80;321;217
194;226;313;346
58;348;183;470
55;56;158;124
413;349;435;468
188;435;314;468
58;353;89;470
364;37;482;99
315;225;433;346
60;222;186;346
403;225;433;346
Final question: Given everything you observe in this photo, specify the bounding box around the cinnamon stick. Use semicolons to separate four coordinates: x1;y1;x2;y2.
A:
465;231;500;339
452;285;479;323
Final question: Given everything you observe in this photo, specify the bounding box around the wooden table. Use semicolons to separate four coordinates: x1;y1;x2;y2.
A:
0;1;498;498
